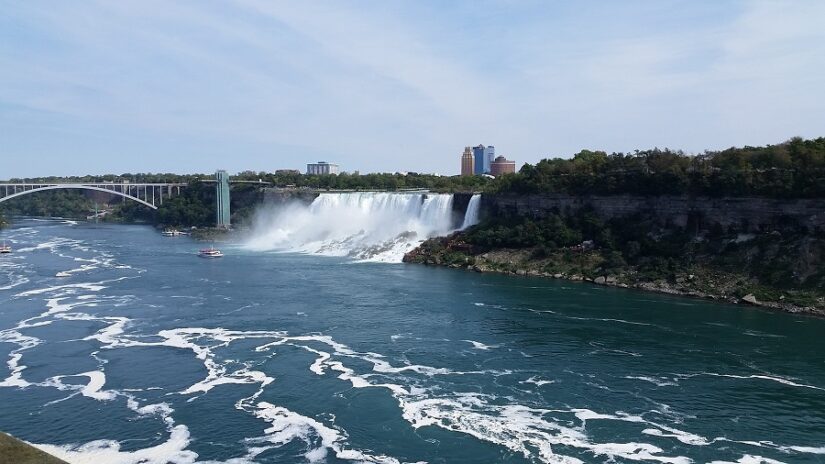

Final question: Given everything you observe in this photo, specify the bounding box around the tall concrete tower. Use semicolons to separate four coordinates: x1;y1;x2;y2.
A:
216;170;231;229
461;147;475;176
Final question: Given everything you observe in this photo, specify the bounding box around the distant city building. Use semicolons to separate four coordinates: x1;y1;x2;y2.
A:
461;146;475;176
471;144;496;174
275;169;301;175
306;162;339;175
484;146;495;173
472;145;485;175
490;156;516;176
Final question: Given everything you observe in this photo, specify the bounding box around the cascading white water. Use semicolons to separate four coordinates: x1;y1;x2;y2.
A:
244;192;457;262
461;194;482;229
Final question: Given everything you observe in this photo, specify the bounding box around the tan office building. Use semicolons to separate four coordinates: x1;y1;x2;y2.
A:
460;147;475;176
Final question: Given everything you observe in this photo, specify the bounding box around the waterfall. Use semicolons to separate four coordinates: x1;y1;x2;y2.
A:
244;192;457;262
461;194;481;229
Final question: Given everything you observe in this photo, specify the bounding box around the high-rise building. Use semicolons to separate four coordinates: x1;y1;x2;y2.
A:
215;170;231;229
484;146;495;173
471;145;496;174
460;147;474;176
490;156;516;177
472;145;486;175
306;161;340;175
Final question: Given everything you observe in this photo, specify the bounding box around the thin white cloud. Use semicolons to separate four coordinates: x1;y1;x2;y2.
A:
0;1;823;177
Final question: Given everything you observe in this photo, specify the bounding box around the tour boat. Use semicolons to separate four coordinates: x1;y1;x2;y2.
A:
198;247;224;258
162;229;183;237
0;242;11;254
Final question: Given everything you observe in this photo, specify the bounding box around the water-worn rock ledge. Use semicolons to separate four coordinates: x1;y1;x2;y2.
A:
404;237;825;318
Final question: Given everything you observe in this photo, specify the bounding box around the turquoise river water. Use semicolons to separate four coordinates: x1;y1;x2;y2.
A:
0;219;824;463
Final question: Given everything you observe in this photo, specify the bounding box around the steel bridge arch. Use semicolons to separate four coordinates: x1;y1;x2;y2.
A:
0;185;159;210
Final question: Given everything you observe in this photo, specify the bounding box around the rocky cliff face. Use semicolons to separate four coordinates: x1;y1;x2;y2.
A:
262;189;320;205
483;194;825;233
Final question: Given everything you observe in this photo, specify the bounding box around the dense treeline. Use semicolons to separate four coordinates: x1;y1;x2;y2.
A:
495;137;825;197
3;137;823;227
0;190;96;219
233;171;491;192
5;137;824;199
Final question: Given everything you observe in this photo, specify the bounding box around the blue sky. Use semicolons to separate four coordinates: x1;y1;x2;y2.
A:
2;1;824;177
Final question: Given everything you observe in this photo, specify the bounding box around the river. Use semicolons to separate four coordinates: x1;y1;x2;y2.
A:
1;218;824;463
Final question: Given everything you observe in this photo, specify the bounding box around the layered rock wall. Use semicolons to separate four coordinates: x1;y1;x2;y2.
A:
483;194;825;233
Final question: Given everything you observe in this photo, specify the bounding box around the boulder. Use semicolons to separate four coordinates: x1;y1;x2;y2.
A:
742;294;760;305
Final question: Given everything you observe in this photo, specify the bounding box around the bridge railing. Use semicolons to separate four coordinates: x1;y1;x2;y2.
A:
0;182;188;209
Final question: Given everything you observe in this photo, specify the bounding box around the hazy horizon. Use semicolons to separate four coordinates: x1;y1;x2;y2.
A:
2;1;824;178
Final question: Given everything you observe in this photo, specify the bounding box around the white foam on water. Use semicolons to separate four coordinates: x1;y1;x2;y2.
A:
708;455;786;464
625;375;679;387
257;335;696;464
4;229;817;464
251;402;418;464
521;376;556;387
78;371;117;401
0;272;29;291
781;445;825;454
691;372;825;391
461;339;499;350
0;330;41;388
34;425;198;464
244;192;458;262
15;237;81;253
15;281;110;297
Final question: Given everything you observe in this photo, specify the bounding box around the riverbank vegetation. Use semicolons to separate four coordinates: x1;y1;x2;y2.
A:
405;210;825;314
0;190;96;220
494;137;825;197
235;171;492;192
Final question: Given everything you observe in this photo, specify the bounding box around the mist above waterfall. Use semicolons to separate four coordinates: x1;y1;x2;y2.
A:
244;192;472;262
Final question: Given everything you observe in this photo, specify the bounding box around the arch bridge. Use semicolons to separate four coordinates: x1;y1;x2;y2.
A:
0;182;187;210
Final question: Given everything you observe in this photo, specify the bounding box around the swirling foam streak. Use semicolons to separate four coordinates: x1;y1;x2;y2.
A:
521;376;555;387
250;402;423;464
688;372;825;391
0;262;29;291
462;339;499;350
34;425;197;464
708;456;785;464
257;336;695;464
625;375;679;387
93;329;418;463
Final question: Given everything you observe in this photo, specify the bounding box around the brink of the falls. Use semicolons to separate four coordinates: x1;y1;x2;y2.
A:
245;192;480;262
